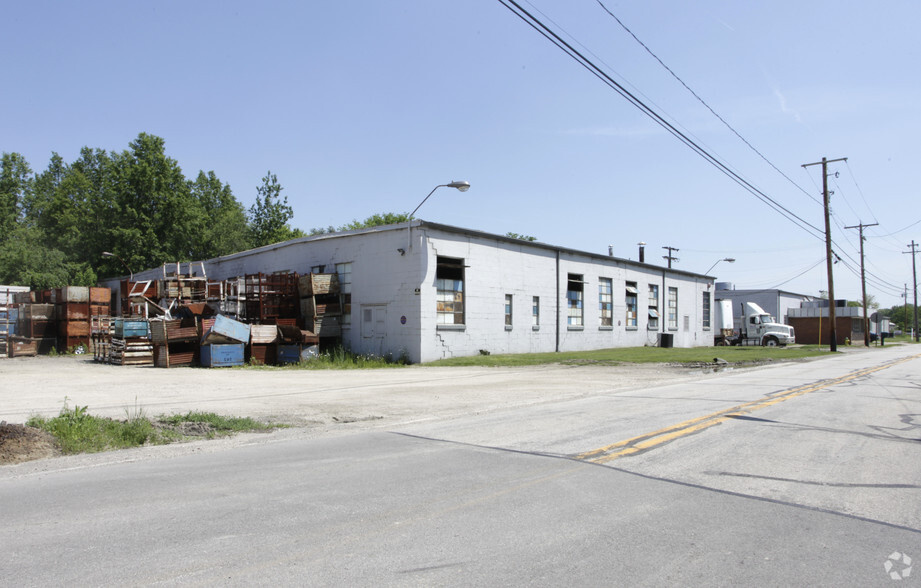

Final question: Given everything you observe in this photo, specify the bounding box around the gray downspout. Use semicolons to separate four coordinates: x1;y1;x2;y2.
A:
555;249;561;353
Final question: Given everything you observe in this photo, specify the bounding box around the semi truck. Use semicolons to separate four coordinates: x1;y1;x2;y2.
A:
713;300;795;347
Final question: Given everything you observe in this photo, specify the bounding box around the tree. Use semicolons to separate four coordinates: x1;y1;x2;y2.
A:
506;232;537;241
847;294;878;309
0;225;95;288
0;152;32;245
247;171;302;247
341;212;410;231
189;171;250;258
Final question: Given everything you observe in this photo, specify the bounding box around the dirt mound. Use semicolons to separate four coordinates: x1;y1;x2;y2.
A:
0;422;62;465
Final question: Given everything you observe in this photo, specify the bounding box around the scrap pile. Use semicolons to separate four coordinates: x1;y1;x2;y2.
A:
1;286;111;357
2;266;339;365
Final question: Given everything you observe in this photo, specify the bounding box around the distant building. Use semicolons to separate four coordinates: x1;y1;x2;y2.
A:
712;284;813;327
788;300;867;345
103;221;716;362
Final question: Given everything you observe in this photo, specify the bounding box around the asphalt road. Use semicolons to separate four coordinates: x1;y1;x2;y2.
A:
1;346;920;586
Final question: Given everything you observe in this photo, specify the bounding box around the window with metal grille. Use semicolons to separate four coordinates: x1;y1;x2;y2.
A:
567;274;583;328
625;281;637;329
668;287;678;330
599;278;613;327
436;257;464;325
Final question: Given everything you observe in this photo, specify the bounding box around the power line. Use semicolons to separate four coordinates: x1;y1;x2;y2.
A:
497;0;826;241
592;0;824;208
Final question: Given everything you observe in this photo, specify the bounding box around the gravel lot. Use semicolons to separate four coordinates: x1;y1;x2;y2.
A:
0;354;732;471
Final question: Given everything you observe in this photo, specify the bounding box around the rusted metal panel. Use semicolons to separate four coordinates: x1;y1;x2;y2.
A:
153;342;198;368
23;304;55;320
90;287;111;304
59;321;90;337
250;324;279;344
57;302;90;320
22;319;55;339
247;343;276;365
150;319;197;343
8;336;38;357
298;273;340;297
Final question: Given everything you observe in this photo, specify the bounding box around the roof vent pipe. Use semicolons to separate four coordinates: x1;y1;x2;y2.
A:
638;242;646;263
608;245;613;256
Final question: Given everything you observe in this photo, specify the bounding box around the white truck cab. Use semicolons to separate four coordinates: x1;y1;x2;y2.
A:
741;302;795;346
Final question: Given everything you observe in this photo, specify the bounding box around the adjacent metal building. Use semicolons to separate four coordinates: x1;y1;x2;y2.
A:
108;221;716;363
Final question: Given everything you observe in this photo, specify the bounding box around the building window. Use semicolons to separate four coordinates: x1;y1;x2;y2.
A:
648;284;659;330
567;273;583;328
599;278;613;327
702;292;711;330
532;296;540;327
668;287;678;330
336;262;352;325
625;281;637;329
436;256;464;325
505;294;513;328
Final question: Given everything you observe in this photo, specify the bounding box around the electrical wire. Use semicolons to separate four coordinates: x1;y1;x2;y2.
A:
592;0;824;209
497;0;826;241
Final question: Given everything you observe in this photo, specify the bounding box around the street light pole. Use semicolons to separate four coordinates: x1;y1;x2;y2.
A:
407;181;470;251
705;257;736;276
102;251;133;281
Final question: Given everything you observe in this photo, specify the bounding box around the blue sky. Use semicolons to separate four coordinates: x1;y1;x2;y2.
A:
3;1;919;308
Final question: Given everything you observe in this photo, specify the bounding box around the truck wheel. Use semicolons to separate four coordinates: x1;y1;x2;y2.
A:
763;337;779;347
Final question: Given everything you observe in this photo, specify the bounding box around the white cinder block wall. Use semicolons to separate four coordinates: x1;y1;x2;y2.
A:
101;222;713;363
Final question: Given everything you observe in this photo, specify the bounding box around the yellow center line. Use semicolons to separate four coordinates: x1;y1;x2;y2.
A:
577;353;921;464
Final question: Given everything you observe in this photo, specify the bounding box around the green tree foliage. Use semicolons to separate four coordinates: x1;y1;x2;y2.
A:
0;133;275;287
0;226;96;287
846;294;878;309
506;232;537;241
189;171;251;258
0;152;32;244
341;212;410;231
308;212;410;235
248;171;303;247
882;304;919;332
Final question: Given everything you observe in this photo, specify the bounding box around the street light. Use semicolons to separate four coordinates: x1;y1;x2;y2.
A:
705;257;735;275
102;251;133;281
406;181;470;252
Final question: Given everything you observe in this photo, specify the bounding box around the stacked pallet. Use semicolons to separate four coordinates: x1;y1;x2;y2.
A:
91;315;112;362
244;272;299;323
55;286;91;353
0;306;16;356
151;318;199;368
19;303;56;354
109;318;152;366
298;273;342;338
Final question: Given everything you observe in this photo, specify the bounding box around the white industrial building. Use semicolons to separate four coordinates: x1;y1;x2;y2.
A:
111;221;716;363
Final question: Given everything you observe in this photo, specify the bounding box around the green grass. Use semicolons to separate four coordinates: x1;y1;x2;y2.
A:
425;345;833;367
26;402;175;454
26;401;281;455
263;345;410;370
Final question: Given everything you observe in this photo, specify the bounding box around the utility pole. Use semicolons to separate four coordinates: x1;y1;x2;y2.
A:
803;157;846;351
845;222;877;346
905;241;919;342
662;246;679;269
